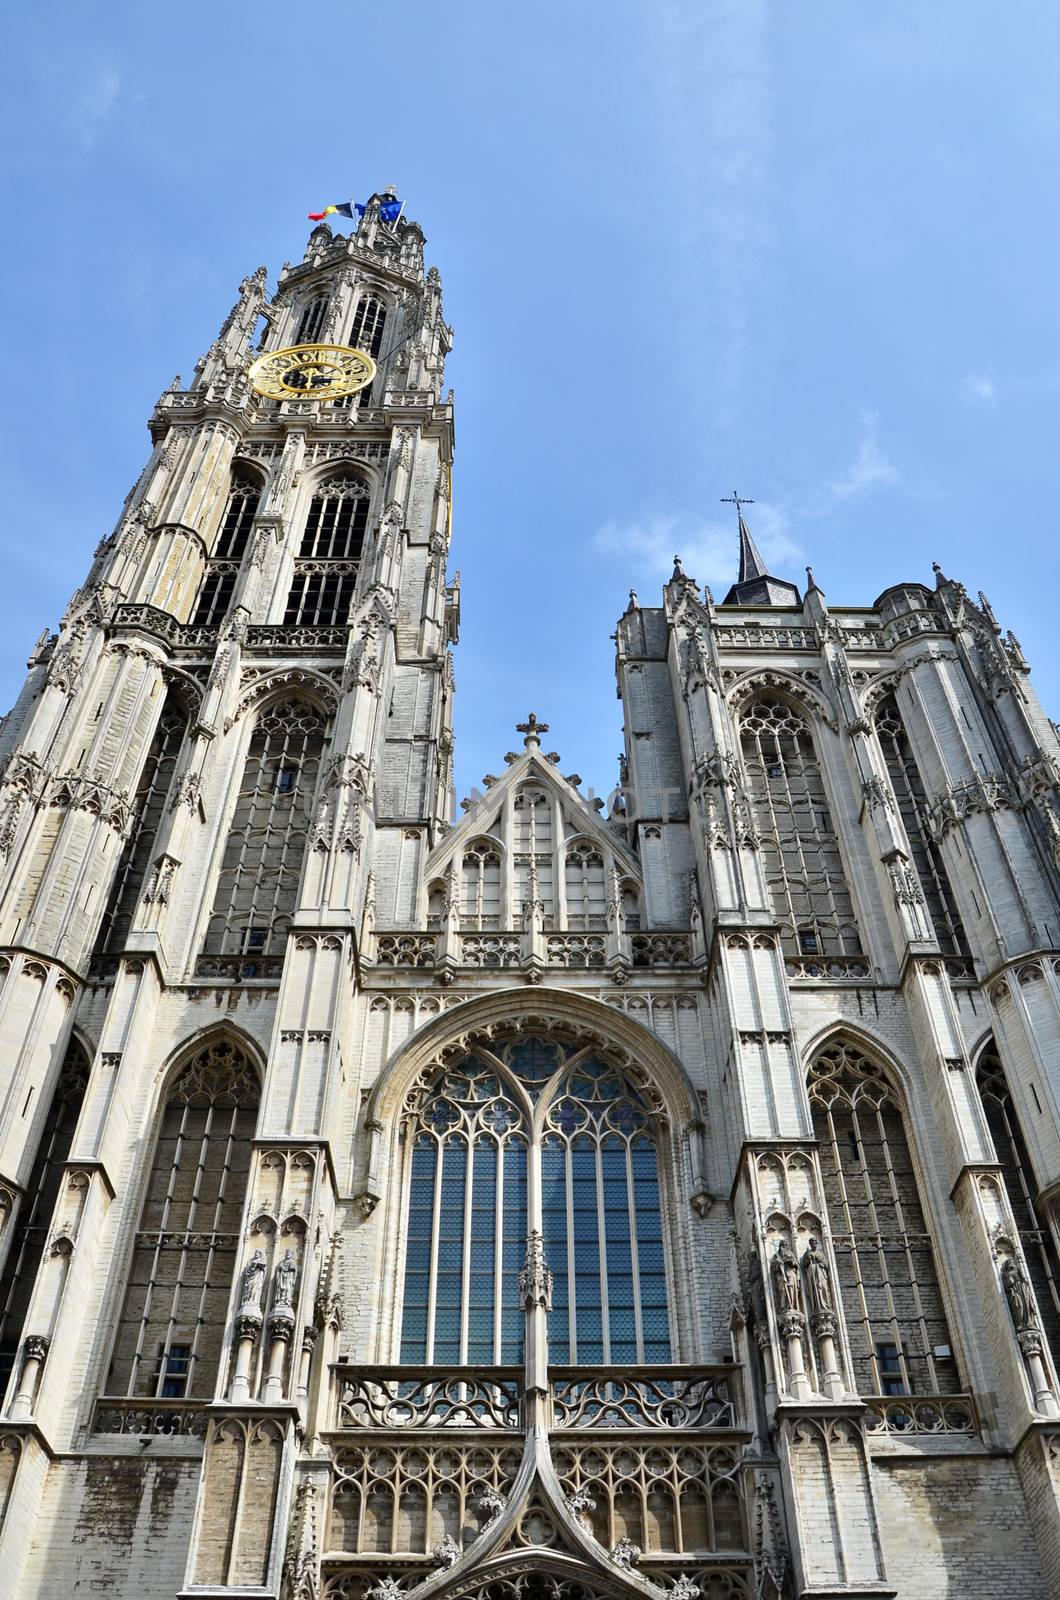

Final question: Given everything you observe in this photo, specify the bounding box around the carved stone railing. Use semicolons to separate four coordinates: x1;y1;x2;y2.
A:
631;933;693;968
193;953;286;981
713;624;820;649
370;929;698;972
460;933;522;968
245;623;350;651
882;611;949;647
863;1393;979;1437
331;1365;740;1434
333;1366;521;1430
783;954;872;981
550;1366;739;1430
110;605;221;651
111;603;187;646
91;1397;209;1437
546;934;606;969
374;933;438;968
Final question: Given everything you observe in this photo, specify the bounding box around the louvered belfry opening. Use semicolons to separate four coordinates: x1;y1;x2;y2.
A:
284;472;369;626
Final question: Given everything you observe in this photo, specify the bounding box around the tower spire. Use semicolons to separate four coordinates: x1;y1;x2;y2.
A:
718;489;801;607
737;511;768;583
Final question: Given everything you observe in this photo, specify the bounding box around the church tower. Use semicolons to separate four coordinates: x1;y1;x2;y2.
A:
2;203;1060;1600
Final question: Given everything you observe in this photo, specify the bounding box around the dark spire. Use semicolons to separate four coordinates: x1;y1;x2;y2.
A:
738;512;768;583
720;496;801;607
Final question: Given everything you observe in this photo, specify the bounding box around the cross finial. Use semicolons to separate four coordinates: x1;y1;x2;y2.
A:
720;489;755;524
516;712;549;748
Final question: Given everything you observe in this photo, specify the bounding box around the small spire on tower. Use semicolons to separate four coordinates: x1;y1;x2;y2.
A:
719;488;801;607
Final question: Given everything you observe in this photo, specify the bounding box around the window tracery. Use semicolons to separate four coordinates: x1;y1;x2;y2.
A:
350;293;388;358
95;699;185;953
874;694;967;954
513;790;554;922
461;843;501;929
285;471;369;627
564;846;606;929
809;1042;958;1395
977;1042;1060;1363
295;293;329;344
398;1036;671;1368
192;466;261;627
203;698;325;956
0;1041;89;1384
106;1039;259;1400
740;695;861;956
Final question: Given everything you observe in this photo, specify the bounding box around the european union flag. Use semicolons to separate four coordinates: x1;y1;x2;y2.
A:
354;197;403;224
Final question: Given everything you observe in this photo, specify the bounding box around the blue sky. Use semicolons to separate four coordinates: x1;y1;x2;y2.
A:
2;2;1058;807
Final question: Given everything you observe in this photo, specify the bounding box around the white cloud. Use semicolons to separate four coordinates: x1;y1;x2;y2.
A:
592;501;802;596
70;64;122;149
825;412;899;502
962;373;997;405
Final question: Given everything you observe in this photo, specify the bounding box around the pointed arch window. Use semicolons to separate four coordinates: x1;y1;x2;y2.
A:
203;698;325;957
95;698;185;955
740;694;861;956
977;1042;1060;1362
350;293;388;358
809;1042;959;1395
460;842;501;929
105;1040;259;1400
398;1036;671;1367
285;471;369;626
875;694;967;954
0;1041;89;1385
192;466;262;627
513;789;554;923
294;293;328;344
565;845;606;929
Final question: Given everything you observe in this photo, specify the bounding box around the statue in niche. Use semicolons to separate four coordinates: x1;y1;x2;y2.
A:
770;1239;801;1314
802;1237;834;1314
274;1248;298;1308
240;1248;266;1311
1001;1253;1035;1332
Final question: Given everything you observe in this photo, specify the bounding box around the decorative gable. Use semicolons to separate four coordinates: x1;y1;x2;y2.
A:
424;739;641;937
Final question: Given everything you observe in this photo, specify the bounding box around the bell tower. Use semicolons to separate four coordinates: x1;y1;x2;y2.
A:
0;195;457;1594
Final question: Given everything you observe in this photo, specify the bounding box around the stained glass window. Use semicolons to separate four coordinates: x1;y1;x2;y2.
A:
398;1036;671;1366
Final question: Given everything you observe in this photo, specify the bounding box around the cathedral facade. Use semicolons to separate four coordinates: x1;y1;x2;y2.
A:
0;198;1059;1599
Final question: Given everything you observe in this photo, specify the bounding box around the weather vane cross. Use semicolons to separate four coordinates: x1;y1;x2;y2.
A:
720;490;754;524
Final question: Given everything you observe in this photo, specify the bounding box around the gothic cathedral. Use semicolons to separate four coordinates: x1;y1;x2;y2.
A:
0;197;1059;1600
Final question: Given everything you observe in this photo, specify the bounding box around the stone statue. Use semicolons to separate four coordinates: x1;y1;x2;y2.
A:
273;1248;298;1308
1001;1253;1035;1333
770;1239;801;1314
802;1237;834;1314
240;1249;266;1311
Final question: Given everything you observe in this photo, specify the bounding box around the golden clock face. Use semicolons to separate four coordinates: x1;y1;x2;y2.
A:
248;343;376;401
